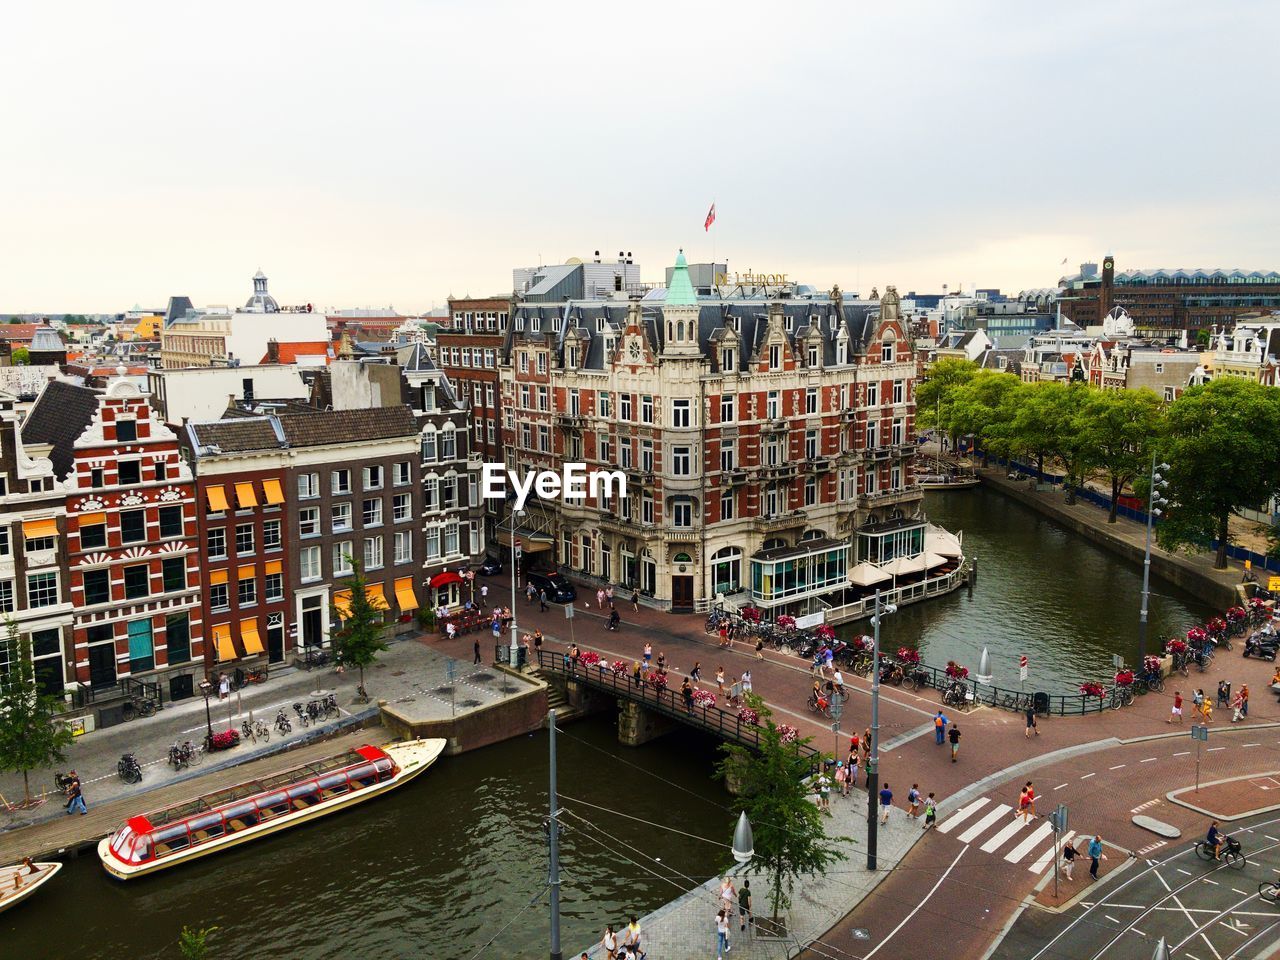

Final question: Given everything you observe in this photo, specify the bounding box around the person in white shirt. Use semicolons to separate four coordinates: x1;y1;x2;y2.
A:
715;908;731;957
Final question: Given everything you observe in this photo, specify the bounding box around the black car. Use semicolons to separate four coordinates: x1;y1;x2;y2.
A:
477;556;503;576
527;572;576;603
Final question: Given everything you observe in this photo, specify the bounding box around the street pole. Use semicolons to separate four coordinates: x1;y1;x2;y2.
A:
1137;453;1155;667
548;709;563;960
509;509;523;669
867;589;882;871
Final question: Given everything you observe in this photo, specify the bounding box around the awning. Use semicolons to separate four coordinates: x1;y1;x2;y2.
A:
924;552;950;568
395;577;419;612
849;562;892;587
429;570;464;589
366;584;389;611
77;512;106;527
925;530;963;558
209;568;229;586
206;485;229;513
333;590;352;619
22;518;57;540
238;564;255;580
240;618;264;656
262;478;285;506
495;529;553;552
234;482;258;509
886;554;929;577
265;559;283;575
213;625;237;662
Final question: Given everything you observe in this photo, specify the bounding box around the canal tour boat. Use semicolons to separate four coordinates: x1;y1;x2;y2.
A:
98;738;446;880
918;472;980;490
0;861;61;914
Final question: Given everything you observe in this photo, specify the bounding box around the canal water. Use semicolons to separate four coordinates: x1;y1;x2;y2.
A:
844;487;1217;693
1;718;733;960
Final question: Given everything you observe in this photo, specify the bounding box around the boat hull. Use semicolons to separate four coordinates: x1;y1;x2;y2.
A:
0;861;62;914
98;738;445;880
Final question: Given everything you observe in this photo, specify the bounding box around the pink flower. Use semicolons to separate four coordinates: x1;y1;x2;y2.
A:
777;724;798;744
738;707;760;727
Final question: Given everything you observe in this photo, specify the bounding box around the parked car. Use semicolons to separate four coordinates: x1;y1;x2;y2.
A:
527;571;576;603
478;556;503;576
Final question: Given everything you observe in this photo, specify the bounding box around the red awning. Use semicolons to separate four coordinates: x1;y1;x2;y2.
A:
429;571;463;589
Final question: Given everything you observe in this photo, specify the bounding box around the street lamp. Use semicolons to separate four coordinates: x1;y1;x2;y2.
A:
731;811;754;863
198;678;214;749
508;507;526;668
866;588;896;871
1137;457;1170;666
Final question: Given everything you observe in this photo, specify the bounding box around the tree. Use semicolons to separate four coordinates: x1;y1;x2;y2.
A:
0;620;75;803
1003;381;1072;479
330;557;389;693
178;925;218;960
915;357;978;440
1078;389;1164;522
943;371;1021;463
10;347;29;366
717;696;848;922
1157;378;1280;568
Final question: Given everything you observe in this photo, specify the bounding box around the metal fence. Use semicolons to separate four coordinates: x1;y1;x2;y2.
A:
888;660;1118;716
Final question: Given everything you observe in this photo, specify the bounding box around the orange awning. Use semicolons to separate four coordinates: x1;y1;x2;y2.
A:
394;577;419;612
240;618;264;656
262;478;285;505
365;584;389;611
23;518;57;539
234;482;258;509
209;569;229;586
77;512;106;527
238;564;256;580
333;590;352;620
212;625;237;662
264;559;283;575
206;485;229;513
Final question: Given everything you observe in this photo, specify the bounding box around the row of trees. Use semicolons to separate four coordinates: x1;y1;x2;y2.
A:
917;358;1280;568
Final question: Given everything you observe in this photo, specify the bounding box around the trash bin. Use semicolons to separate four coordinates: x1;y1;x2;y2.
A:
1033;691;1050;715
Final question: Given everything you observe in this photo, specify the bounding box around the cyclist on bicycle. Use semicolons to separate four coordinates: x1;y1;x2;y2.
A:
809;679;829;712
1207;820;1240;860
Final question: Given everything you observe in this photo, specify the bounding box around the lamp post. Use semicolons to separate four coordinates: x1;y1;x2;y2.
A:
1137;456;1170;666
866;589;896;870
198;679;214;749
509;507;525;668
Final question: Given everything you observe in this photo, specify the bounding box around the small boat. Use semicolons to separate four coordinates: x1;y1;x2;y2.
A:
0;861;62;914
98;738;446;880
918;473;980;490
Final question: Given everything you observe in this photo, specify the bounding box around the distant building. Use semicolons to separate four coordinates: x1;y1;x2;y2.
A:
147;365;313;425
514;251;645;302
1205;317;1280;386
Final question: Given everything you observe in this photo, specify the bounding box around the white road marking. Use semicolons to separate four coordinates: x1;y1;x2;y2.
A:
1054;783;1068;791
1208;746;1226;752
1005;821;1055;863
1174;751;1191;757
1178;868;1193;876
1110;764;1127;770
1202;878;1219;886
1266;835;1280;842
1028;831;1074;873
1219;921;1248;936
1141;757;1157;763
936;797;991;835
1105;915;1120;924
1243;743;1261;748
982;816;1031;854
1081;772;1096;780
863;847;966;959
957;804;1014;843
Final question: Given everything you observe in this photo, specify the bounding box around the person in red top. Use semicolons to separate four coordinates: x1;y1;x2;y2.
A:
1168;690;1183;724
1025;781;1037;818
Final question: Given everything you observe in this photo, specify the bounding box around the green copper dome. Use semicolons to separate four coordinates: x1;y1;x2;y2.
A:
665;249;698;306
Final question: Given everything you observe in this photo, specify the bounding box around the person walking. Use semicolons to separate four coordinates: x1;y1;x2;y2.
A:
934;710;948;745
480;583;489;603
473;638;481;665
65;776;87;815
608;607;620;631
923;791;938;829
718;623;730;649
1241;683;1250;718
682;677;694;712
755;637;765;661
1025;782;1037;818
741;670;752;695
879;783;893;824
1217;680;1231;709
1062;839;1078;880
1231;688;1245;722
835;761;849;799
643;643;653;671
715;908;731;959
601;924;618;960
1088;834;1104;880
632;661;643;687
738;879;753;934
690;661;702;682
606;585;615;605
949;725;961;762
907;783;921;818
218;671;230;700
716;666;725;695
624;915;644;958
526;580;536;603
539;589;548;612
719;876;736;925
1169;690;1183;723
1024;705;1039;738
847;748;860;787
630;590;639;612
1017;785;1032;823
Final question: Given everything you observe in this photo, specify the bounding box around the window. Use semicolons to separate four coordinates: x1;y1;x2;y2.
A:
440;429;456;460
394;461;411;486
720;489;735;521
331;469;351;495
332;502;352;532
393;493;412;522
720;347;735;371
805;477;818;506
265;572;283;601
891;419;904;445
127;619;153;673
363;465;383;490
642;493;654;525
298;473;319;499
641;395;654;423
116;418;138;442
621;394;633;421
27;572;58;608
444;522;459;557
881;340;894;363
123;564;150;600
426;527;440;560
672;399;691;427
518;352;529;373
767;391;780;419
90;467;104;488
300;546;321;582
867;382;879;407
537;352;547;374
720;444;736;472
672;446;691;475
600;437;613;464
641;440;653;473
672;500;692;527
235;523;255;554
806;387;818;415
363;536;384;571
207;527;227;559
599;393;611;419
211;582;229;610
238;576;257;607
363;498;383;527
263;519;281;550
0;580;12;613
808;344;819;367
25;533;55;554
770;344;782;369
299;508;320;537
394;530;413;565
867;420;879;448
158;505;183;539
865;470;878;495
421;431;437;462
893;380;905;405
424;477;439;511
83;569;110;605
166;613;190;665
121;509;146;544
620;442;633;470
806;430;819;459
536;387;548;412
333;543;354;576
720;395;735;423
0;528;9;558
118;460;141;486
569;389;580;414
162;557;186;593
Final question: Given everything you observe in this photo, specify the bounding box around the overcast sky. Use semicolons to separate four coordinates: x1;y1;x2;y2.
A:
2;0;1277;314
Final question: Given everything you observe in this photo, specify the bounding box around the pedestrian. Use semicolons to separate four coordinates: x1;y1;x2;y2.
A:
849;731;860;756
608;608;620;631
533;630;544;656
715;908;731;959
606;585;615;605
738;878;753;933
949;725;961;762
741;670;752;695
625;915;644;958
818;771;831;812
539;589;548;612
1017;785;1032;822
526;581;536;603
682;677;694;712
1088;834;1104;880
656;651;666;673
835;761;849;798
631;590;639;612
632;661;642;686
218;671;230;700
923;791;937;829
719;876;736;924
1168;690;1183;724
65;777;87;815
1241;683;1250;717
643;643;653;670
716;667;725;695
847;749;859;787
755;637;764;660
831;668;845;697
1217;680;1231;709
719;624;730;648
862;727;872;759
907;783;921;817
934;710;948;745
1231;689;1245;722
1024;706;1039;738
568;644;581;670
481;583;489;603
1062;839;1078;880
446;620;457;642
473;638;481;665
1025;782;1037;818
601;924;618;960
879;783;893;823
691;661;702;682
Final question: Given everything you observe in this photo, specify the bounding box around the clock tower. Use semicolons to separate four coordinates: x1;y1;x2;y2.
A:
1100;254;1115;319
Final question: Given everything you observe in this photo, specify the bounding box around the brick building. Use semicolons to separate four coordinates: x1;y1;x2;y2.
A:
440;296;510;467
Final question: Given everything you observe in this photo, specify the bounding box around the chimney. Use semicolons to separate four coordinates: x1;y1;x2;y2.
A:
266;339;279;364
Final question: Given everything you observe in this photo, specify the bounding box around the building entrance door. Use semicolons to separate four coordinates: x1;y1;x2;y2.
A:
267;614;285;663
88;644;116;689
670;575;694;613
301;596;325;648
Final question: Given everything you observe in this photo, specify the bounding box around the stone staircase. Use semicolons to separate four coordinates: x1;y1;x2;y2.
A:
536;671;586;725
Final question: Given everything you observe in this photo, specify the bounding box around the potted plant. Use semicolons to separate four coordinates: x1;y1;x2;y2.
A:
897;647;921;665
208;729;240;752
1079;681;1105;698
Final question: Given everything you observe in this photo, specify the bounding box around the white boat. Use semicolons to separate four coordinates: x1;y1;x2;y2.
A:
0;861;62;914
918;473;980;490
98;738;446;880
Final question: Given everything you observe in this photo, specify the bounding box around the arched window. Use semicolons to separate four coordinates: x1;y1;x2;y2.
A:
801;529;825;542
763;537;788;551
711;546;742;595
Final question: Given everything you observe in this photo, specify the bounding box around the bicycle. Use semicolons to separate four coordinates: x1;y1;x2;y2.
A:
1259;872;1280;905
118;753;143;784
293;703;311;728
1110;686;1134;709
807;691;832;718
275;707;293;735
322;693;340;718
240;718;271;743
120;696;157;721
1195;839;1246;868
168;740;203;770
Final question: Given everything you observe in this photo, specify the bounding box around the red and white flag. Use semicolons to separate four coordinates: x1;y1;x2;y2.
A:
704;203;716;232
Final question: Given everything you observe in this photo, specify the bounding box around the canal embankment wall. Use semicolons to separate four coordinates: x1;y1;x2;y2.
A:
978;468;1242;610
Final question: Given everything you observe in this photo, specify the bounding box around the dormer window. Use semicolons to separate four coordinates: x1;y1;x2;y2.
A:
720;347;735;372
836;338;848;365
881;339;894;363
596;317;607;333
785;315;794;332
769;344;782;370
551;317;561;333
567;346;579;368
808;344;819;367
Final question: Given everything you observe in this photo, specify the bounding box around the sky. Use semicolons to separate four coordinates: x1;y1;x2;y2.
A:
2;0;1278;314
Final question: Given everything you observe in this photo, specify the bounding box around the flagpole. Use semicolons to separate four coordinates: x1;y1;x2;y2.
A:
711;199;716;282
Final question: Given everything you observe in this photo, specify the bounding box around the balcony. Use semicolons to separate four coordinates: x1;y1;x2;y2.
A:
762;417;788;432
753;511;806;532
726;468;749;485
663;527;701;543
761;462;796;479
554;413;586;431
804;457;832;472
859;485;923;507
865;446;892;462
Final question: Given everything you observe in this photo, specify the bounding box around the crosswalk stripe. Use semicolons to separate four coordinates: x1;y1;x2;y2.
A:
1005;821;1055;863
1029;831;1075;873
982;815;1033;853
958;804;1014;843
936;797;991;835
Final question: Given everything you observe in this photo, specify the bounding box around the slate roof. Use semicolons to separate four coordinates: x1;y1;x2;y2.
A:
276;406;419;448
21;380;102;477
187;418;283;455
